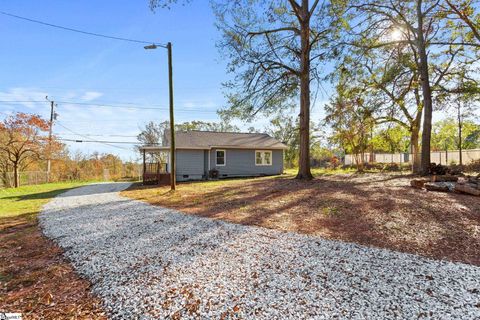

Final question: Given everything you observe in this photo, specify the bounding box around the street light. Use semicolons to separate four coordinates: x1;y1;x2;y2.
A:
144;42;176;191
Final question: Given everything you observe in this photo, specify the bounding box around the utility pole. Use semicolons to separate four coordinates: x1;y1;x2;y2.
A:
167;42;176;190
144;42;176;191
45;96;55;183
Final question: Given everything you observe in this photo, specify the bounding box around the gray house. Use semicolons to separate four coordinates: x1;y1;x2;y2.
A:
140;131;287;183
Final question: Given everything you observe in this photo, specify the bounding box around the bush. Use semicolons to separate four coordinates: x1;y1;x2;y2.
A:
382;163;400;172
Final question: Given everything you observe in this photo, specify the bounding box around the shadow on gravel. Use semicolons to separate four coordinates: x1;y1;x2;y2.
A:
126;175;480;266
41;195;250;271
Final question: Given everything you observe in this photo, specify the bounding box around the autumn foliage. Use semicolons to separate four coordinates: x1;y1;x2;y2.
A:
0;113;59;187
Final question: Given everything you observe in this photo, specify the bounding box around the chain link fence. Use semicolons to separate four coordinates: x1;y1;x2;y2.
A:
1;166;143;188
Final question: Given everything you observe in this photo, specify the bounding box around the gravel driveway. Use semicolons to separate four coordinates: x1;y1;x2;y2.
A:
40;183;480;319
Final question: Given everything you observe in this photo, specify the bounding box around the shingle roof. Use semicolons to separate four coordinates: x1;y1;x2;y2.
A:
158;130;288;150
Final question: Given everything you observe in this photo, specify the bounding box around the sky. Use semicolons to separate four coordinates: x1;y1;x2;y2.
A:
2;2;474;161
1;1;301;160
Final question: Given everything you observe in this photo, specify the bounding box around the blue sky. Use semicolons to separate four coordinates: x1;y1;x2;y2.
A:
0;1;257;159
2;2;470;160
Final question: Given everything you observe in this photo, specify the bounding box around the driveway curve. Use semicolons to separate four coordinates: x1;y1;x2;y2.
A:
40;183;480;319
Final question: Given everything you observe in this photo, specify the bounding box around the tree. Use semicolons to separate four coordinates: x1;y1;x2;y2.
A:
325;76;375;172
432;118;480;152
442;0;480;46
337;47;426;172
343;0;475;174
0;113;54;188
266;111;323;168
435;68;480;164
148;0;338;179
212;0;341;180
371;125;410;154
137;121;165;147
138;120;240;147
175;120;240;133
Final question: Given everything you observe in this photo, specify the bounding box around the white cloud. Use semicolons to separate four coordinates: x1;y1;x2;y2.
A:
81;91;103;101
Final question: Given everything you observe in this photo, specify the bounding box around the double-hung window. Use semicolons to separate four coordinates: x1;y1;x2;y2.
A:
216;149;226;166
255;150;272;166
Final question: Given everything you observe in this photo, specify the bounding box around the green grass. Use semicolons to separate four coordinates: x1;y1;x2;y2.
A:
0;181;90;219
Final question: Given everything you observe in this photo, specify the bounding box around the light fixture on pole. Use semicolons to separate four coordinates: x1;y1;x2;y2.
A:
144;42;176;191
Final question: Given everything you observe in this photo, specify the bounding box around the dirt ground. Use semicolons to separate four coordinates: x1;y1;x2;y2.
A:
123;173;480;266
0;214;106;319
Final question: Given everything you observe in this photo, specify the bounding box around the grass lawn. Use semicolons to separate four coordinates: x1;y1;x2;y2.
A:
122;169;480;266
0;182;106;319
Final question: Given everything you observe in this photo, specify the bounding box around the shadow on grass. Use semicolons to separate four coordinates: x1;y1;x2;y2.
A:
1;182;131;201
2;188;83;201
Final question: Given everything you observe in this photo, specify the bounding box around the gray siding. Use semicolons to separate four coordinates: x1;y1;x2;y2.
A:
175;149;204;181
210;148;283;177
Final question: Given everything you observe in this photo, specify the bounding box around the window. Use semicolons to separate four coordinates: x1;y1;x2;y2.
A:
216;149;226;166
255;150;272;166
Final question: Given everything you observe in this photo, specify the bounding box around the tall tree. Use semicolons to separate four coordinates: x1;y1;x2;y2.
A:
213;0;340;180
338;48;426;172
343;0;473;174
0;113;55;188
148;0;338;179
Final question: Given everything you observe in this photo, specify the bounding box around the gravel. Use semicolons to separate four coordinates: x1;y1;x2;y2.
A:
40;182;480;319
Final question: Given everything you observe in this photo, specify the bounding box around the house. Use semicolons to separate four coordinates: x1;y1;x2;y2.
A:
139;130;288;183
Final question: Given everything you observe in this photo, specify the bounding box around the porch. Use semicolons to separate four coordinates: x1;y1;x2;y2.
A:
141;147;170;186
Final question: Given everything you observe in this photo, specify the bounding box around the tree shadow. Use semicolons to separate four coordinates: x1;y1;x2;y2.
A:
130;174;480;266
2;182;132;201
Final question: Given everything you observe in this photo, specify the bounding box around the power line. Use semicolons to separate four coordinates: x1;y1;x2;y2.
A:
0;100;220;113
56;132;140;138
0;10;166;47
55;122;136;150
58;138;152;145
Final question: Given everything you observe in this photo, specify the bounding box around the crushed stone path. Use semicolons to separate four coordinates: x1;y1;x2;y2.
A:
40;183;480;319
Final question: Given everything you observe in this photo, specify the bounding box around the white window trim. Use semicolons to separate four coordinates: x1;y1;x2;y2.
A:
255;150;273;166
215;149;226;166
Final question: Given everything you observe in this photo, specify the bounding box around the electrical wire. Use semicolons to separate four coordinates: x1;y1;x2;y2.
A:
0;10;166;47
57;138;152;145
56;132;140;138
55;122;138;150
0;100;220;113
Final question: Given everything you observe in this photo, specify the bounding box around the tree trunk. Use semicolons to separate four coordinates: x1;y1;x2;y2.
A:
458;107;463;166
296;0;313;180
410;124;421;174
13;163;19;188
417;0;433;175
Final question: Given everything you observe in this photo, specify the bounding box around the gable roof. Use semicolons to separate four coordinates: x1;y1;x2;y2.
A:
142;130;288;150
